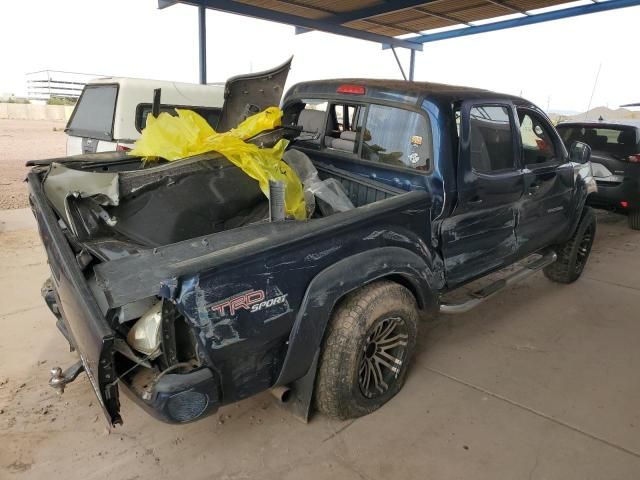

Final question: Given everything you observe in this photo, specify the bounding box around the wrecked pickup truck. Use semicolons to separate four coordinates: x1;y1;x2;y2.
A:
27;72;597;427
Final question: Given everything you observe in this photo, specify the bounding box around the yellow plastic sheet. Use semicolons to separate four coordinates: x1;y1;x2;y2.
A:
129;107;306;220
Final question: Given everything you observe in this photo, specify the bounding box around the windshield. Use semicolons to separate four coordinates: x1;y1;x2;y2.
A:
66;84;118;140
557;125;639;157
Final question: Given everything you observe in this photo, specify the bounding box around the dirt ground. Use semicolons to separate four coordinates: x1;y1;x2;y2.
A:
1;120;639;478
0;119;66;210
1;207;639;479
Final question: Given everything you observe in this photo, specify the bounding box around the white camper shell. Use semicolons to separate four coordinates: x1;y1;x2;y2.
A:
65;77;225;155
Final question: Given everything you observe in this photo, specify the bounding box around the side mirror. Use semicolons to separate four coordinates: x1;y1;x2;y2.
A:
569;141;591;164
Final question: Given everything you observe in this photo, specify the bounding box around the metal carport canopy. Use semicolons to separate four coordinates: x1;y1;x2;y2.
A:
159;0;640;82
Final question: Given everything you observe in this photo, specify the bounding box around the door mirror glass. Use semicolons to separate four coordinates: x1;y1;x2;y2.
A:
569;141;591;164
533;125;544;137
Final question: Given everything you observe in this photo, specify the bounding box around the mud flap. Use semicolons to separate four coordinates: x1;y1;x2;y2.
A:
275;351;319;423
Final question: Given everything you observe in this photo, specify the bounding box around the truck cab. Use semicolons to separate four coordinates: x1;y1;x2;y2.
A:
282;79;591;288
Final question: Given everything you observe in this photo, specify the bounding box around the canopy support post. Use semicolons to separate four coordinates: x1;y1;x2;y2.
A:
198;5;207;84
409;49;416;81
391;47;407;81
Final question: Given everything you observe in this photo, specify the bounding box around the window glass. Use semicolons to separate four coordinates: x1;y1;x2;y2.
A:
557;125;639;157
469;106;515;172
135;105;221;132
361;104;430;171
67;85;117;139
517;110;557;165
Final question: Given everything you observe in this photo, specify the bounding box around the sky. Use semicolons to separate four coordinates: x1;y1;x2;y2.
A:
1;0;639;113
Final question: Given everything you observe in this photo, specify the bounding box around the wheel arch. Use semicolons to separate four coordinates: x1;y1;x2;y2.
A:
275;246;438;388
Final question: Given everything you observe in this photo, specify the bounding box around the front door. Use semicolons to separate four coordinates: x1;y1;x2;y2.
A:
515;107;574;255
442;102;524;287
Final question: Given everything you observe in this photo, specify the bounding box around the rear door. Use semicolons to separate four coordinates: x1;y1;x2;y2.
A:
516;107;574;254
65;84;118;155
441;102;524;287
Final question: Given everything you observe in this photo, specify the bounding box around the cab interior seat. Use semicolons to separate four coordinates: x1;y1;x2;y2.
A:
616;129;637;155
297;109;326;142
326;131;358;153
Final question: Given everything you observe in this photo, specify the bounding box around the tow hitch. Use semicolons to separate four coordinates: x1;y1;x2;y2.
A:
49;360;84;394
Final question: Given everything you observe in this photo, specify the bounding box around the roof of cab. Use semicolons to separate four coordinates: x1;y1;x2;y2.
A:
284;78;526;106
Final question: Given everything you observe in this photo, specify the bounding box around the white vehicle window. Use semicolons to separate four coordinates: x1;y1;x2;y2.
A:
135;104;221;132
66;85;118;140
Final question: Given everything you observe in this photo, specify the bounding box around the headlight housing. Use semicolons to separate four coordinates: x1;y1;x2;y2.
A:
127;301;162;358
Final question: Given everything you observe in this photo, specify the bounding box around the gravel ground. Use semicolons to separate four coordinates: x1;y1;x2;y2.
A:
0;119;67;210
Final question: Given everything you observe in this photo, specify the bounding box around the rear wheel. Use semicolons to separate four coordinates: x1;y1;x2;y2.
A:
628;210;640;230
543;207;596;284
315;281;418;420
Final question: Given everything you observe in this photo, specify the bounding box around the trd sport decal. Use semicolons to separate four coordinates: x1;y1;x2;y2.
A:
210;290;288;316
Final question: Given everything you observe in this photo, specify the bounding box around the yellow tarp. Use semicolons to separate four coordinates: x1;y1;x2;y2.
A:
129;107;306;220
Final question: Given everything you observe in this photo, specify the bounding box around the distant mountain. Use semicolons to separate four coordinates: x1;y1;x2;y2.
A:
549;106;640;124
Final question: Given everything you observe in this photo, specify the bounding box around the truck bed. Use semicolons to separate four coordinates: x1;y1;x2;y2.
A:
93;161;412;309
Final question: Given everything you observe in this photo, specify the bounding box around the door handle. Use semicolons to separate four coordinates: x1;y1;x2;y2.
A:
467;195;483;205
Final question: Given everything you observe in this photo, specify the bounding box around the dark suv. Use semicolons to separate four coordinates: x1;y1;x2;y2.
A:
556;120;640;229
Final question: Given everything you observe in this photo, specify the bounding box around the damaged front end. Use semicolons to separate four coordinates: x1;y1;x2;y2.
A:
31;166;226;425
27;60;298;426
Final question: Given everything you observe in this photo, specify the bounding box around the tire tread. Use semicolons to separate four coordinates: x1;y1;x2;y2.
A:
315;281;417;420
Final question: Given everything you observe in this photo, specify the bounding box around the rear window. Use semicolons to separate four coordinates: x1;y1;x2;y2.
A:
66;84;118;140
135;104;222;132
293;99;432;172
557;125;639;157
361;105;431;171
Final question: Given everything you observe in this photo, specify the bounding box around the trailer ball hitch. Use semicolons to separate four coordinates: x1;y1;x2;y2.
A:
49;361;84;394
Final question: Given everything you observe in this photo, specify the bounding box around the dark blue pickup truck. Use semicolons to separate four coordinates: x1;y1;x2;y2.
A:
27;70;597;427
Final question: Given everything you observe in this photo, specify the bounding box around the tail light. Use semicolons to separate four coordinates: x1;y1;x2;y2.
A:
621;201;629;208
116;144;131;152
337;84;366;95
627;154;640;163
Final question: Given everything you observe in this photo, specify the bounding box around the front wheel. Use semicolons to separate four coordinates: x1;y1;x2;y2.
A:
314;281;418;420
543;207;596;284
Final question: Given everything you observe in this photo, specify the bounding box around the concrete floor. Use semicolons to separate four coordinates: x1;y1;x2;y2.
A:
1;208;639;479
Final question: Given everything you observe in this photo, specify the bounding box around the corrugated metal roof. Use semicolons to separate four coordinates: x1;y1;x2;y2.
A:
231;0;572;36
162;0;640;52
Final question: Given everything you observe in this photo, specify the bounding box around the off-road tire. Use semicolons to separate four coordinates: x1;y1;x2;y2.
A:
628;210;640;231
543;206;596;284
314;280;418;420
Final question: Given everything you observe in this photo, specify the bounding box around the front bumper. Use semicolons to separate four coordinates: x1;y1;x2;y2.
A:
122;368;220;424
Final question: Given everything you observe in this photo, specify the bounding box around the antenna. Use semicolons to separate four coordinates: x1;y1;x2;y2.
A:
584;62;602;121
